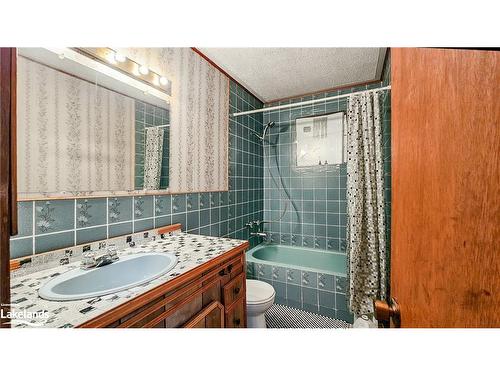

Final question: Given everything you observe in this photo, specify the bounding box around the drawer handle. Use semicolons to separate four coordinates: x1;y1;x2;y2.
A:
219;269;226;276
233;287;240;295
227;264;233;273
233;318;240;326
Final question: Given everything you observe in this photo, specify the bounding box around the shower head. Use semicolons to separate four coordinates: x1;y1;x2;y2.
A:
258;121;275;142
249;121;276;142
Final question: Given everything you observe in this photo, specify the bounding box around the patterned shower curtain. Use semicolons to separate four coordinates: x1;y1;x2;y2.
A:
345;91;387;316
143;127;165;190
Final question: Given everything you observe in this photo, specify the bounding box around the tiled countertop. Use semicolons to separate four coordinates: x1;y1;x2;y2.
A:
9;232;246;328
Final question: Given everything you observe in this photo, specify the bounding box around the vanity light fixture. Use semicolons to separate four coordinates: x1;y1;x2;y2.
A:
106;52;117;64
106;51;127;65
115;52;126;63
69;47;171;101
132;65;140;76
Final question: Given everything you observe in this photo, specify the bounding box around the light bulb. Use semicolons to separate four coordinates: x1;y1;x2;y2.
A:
159;76;168;86
139;65;149;75
106;53;117;64
115;53;126;62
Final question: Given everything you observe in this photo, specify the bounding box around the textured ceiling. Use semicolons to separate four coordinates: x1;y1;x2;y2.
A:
198;48;386;102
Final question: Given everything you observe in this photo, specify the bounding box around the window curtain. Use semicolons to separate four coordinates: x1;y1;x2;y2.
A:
345;91;387;316
143;127;165;190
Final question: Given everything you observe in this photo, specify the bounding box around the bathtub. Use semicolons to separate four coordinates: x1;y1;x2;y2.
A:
246;244;353;323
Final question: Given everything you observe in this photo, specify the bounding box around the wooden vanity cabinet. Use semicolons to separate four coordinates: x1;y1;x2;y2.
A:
183;301;224;328
78;243;248;328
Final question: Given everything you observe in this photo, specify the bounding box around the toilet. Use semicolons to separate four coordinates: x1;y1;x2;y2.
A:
246;279;275;328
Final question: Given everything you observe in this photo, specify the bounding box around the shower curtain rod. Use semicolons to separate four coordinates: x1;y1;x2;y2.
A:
232;85;391;117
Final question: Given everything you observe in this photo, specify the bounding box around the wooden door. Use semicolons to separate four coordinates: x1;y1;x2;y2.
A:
390;48;500;327
0;48;17;329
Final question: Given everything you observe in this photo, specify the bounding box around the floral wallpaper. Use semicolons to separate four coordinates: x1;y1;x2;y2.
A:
17;56;136;199
117;48;229;193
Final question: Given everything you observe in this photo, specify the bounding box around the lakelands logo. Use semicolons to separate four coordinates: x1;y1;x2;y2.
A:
1;303;50;327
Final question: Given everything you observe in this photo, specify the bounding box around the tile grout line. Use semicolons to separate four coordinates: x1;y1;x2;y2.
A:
132;196;135;234
153;195;156;228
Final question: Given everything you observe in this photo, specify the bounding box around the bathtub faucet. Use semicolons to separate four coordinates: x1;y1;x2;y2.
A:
246;221;269;241
250;231;268;241
245;220;269;230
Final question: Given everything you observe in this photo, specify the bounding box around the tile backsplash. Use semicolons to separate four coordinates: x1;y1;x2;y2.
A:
10;80;265;259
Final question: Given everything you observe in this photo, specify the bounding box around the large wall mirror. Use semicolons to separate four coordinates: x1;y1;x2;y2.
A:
17;47;172;200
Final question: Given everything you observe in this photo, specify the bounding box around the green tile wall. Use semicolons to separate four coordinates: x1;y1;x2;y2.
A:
262;53;391;256
9;80;264;259
253;52;391;322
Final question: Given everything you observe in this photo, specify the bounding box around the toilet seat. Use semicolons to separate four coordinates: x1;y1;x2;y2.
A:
246;279;275;305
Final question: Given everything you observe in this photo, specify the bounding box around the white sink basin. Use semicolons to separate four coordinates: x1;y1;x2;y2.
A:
38;253;177;301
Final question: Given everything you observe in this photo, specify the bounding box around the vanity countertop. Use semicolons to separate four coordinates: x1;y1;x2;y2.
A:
9;233;247;328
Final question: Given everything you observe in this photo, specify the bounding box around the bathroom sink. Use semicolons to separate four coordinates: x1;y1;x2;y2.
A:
38;253;178;301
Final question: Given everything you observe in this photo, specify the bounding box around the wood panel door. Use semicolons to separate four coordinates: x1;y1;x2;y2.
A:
0;48;17;329
390;48;500;327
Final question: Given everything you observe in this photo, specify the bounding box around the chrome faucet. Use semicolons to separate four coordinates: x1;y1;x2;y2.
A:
246;220;269;229
246;220;269;241
81;244;119;270
81;250;97;269
250;232;268;241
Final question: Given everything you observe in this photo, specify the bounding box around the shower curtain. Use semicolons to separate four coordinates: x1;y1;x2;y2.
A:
345;91;387;316
143;127;165;190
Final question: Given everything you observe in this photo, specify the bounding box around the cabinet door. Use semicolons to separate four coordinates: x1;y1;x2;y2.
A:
222;273;245;306
183;301;225;328
225;297;245;328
